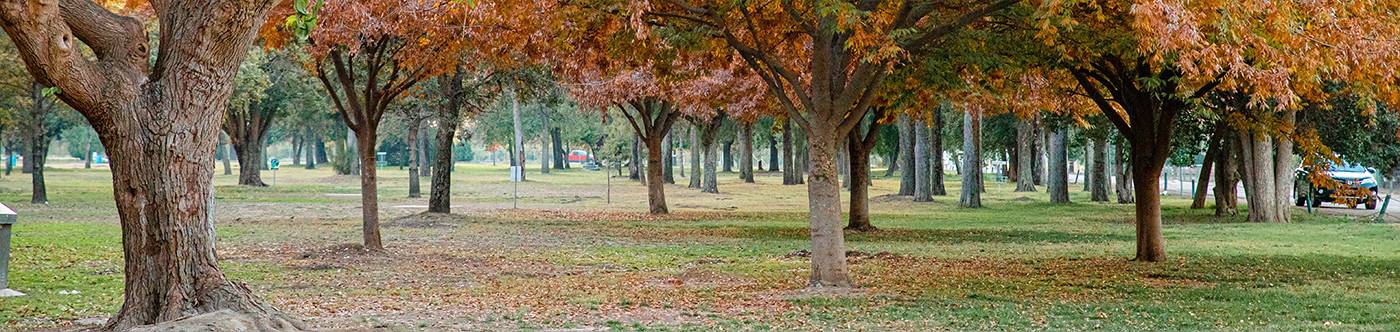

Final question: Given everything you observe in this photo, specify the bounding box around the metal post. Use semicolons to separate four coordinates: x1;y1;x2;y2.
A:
0;203;21;297
1377;195;1391;223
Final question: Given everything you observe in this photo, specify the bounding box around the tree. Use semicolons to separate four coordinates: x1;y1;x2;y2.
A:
0;0;301;328
302;0;469;250
1027;0;1400;260
641;0;1020;288
845;108;885;231
224;48;274;186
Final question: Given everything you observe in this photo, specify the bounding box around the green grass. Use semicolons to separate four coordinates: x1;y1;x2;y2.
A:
0;162;1398;330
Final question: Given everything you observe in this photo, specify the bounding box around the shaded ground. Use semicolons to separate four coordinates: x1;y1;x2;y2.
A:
1;163;1398;330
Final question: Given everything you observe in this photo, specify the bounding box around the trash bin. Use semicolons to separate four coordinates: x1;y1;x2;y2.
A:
0;203;21;297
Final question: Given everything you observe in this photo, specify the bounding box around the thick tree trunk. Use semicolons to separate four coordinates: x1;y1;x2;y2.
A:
429;118;459;213
645;135;669;214
930;108;946;196
804;126;851;288
1090;135;1111;202
1215;127;1239;216
1015;118;1037;192
629;135;641;180
846;140;874;231
230;138;267;187
884;144;898;177
315;136;329;164
722;141;734;173
1048;127;1070;203
1130;158;1167;262
914;119;932;201
552;128;566;170
960;109;983;208
702;130;719;193
1034;116;1047;186
897;115;915;195
1272;109;1296;223
540;112;551;174
406;120;422;198
357;133;383;251
739;123;754;183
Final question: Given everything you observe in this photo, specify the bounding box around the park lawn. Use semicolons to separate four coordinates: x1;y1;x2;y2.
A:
0;162;1397;330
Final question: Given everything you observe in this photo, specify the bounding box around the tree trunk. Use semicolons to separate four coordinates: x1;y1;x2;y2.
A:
722;140;734;173
315;136;329;164
846;138;874;231
960;109;983;208
702;127;720;193
690;124;702;188
914;118;932;201
1130;156;1166;262
83;140;93;169
429;117;459;213
768;133;779;173
1116;140;1135;204
645;134;670;213
1090;135;1111;202
1084;142;1093;192
357;133;384;251
1035;116;1047;186
221;134;233;176
783;120;797;185
804;125;851;288
897;114;915;195
931;108;946;196
304;130;318;169
291;135;302;166
1215;127;1239;216
29;127;48;204
629;135;641;180
407;119;422;198
230;137;267;187
552;127;566;170
739;122;754;183
1191;127;1221;209
885;141;899;177
1015;118;1037;192
661;132;674;183
1048;127;1070;203
1272;109;1296;223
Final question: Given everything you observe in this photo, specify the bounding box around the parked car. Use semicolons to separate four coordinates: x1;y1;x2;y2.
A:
567;150;591;163
1295;163;1379;209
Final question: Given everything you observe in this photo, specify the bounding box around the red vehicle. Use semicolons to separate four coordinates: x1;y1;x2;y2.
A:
567;150;591;163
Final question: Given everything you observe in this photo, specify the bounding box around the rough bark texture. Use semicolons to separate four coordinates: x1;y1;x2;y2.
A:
913;118;933;201
846;110;884;231
1090;135;1111;202
429;68;465;214
222;86;276;187
722;140;734;173
1215;126;1240;216
897;115;915;195
616;99;680;214
1236;109;1296;223
1048;127;1070;203
738;122;754;183
0;0;303;329
960;109;983;208
1015;118;1037;192
552;128;566;170
930;107;946;196
698;115;723;194
768;133;779;173
804;125;851;288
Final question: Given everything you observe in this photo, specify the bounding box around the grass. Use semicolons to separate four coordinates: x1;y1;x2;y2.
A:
0;162;1398;330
